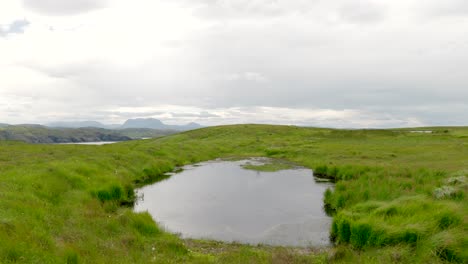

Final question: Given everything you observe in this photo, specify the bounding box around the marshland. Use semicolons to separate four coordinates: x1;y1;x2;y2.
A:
0;125;466;263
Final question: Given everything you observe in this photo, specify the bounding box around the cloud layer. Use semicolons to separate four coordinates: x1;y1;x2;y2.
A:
0;0;467;127
22;0;106;15
0;19;30;37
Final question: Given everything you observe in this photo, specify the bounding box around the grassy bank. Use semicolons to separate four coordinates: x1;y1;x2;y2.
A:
0;125;467;263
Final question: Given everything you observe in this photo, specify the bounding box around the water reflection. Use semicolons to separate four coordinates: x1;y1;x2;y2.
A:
135;158;333;247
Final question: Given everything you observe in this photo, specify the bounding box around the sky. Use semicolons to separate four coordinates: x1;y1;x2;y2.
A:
0;0;467;128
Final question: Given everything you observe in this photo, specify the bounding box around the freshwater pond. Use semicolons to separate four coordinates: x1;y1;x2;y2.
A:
134;158;334;247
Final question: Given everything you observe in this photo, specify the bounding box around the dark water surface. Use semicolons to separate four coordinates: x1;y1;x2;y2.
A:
134;158;333;247
59;141;117;145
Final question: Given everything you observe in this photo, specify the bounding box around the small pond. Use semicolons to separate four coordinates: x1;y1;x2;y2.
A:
134;158;334;247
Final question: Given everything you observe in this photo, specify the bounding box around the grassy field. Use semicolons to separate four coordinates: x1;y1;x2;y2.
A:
0;125;466;263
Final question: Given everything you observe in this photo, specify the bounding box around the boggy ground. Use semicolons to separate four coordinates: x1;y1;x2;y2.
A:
0;125;466;263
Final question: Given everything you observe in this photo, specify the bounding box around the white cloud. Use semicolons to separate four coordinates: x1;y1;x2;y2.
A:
416;0;468;17
0;0;467;127
0;19;30;37
22;0;107;16
221;72;269;82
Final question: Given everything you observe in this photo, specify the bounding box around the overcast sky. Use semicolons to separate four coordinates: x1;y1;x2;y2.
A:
1;0;467;127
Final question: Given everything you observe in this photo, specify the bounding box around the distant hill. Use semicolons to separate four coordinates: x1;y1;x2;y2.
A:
47;121;120;129
0;125;177;144
48;121;104;128
0;118;200;143
179;122;204;131
46;118;202;131
118;128;177;139
121;118;165;129
121;118;202;131
0;125;130;143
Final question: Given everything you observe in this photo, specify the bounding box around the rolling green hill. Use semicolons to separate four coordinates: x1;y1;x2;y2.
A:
0;125;176;143
0;125;466;263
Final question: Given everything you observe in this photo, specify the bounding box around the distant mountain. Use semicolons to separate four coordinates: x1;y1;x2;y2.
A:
0;123;10;128
121;118;202;131
179;122;204;131
48;121;108;128
46;118;202;131
122;118;165;129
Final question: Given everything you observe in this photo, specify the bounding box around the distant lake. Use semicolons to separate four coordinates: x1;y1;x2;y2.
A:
59;141;117;145
135;158;334;247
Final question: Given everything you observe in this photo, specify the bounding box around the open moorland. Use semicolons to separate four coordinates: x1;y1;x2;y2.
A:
0;125;466;263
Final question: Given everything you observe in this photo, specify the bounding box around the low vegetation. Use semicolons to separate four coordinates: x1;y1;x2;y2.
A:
0;125;467;263
241;158;298;172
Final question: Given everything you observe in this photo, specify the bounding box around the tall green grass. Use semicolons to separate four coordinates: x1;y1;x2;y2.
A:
0;125;467;263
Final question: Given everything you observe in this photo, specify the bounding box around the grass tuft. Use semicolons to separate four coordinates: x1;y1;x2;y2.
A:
350;223;373;249
438;212;461;230
130;213;161;236
65;250;79;264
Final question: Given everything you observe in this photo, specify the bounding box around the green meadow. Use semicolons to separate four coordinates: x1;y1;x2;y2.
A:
0;125;466;263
